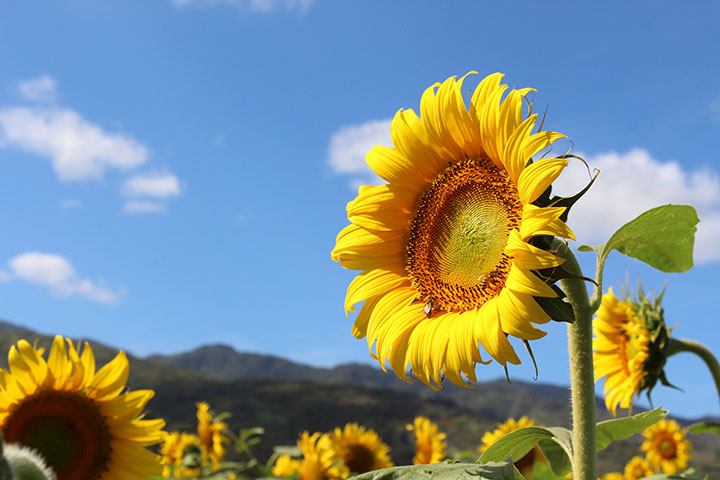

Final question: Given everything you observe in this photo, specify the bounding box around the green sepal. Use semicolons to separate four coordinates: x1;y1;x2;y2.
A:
533;295;575;323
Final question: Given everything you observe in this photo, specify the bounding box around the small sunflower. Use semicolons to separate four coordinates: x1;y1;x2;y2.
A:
406;416;446;464
593;288;652;414
296;431;348;480
0;336;165;480
624;456;654;480
478;416;545;475
329;423;392;475
641;419;691;474
271;454;302;477
601;473;624;480
161;432;203;478
196;401;229;468
332;72;576;386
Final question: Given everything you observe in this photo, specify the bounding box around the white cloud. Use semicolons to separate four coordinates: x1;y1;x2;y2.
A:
59;198;83;209
328;118;391;186
17;75;58;103
553;148;720;264
0;106;148;181
1;252;121;304
122;172;181;199
169;0;313;13
122;200;167;215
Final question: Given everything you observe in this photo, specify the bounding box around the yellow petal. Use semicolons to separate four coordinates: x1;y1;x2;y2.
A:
474;300;521;365
517;158;568;204
344;268;409;314
505;230;565;270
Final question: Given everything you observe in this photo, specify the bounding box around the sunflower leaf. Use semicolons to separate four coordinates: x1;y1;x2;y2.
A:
599;205;699;273
687;421;720;437
347;461;521;480
595;407;667;452
478;426;573;475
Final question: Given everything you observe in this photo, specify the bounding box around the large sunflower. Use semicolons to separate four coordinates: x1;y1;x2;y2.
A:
331;72;575;386
196;401;228;468
406;416;446;465
593;288;651;415
478;416;545;475
641;419;691;474
0;337;165;480
329;423;392;475
624;456;654;480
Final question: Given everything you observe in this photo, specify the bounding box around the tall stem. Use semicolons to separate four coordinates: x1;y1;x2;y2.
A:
557;243;596;480
667;338;720;407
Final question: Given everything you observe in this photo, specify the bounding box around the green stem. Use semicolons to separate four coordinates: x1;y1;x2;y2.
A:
557;243;596;480
666;338;720;407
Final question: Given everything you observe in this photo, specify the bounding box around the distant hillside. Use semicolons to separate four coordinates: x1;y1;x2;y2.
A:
1;321;718;475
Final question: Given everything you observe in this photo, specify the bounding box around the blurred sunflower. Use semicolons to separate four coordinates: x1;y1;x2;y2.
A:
0;337;165;480
296;431;348;480
478;416;545;475
624;456;654;480
406;416;446;464
332;71;575;386
330;423;392;475
593;288;672;415
600;473;624;480
196;401;228;468
161;432;203;478
271;454;302;477
642;419;691;474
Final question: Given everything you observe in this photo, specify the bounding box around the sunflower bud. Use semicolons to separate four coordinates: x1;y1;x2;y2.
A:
2;443;56;480
634;288;675;399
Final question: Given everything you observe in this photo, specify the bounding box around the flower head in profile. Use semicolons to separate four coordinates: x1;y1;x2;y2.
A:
196;401;229;468
0;337;165;480
406;416;446;464
594;287;672;414
478;416;545;475
641;419;691;474
161;432;203;478
296;431;348;480
624;456;654;480
329;423;392;475
332;72;578;386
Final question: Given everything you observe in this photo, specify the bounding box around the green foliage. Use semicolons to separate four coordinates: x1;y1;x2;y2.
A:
580;205;699;273
347;461;522;480
2;444;56;480
643;469;709;479
596;408;666;452
687;421;720;436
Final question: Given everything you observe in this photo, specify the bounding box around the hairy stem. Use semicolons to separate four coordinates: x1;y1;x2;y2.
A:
667;338;720;407
557;242;596;480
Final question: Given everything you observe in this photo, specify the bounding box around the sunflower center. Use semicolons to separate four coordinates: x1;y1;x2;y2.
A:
3;390;112;480
657;436;677;459
344;444;375;473
407;158;522;312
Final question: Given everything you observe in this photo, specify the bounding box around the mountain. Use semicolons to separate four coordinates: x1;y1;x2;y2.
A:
1;321;719;475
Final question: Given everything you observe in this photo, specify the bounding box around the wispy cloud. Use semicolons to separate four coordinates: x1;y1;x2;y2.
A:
122;200;168;215
327;118;391;188
0;252;122;304
0;106;148;181
17;75;58;103
553;148;720;264
121;171;181;214
60;198;83;210
169;0;314;13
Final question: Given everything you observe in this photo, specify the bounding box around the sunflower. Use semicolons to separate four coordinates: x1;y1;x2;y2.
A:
0;336;165;480
196;401;228;468
329;423;392;475
331;72;575;386
600;473;624;480
406;416;446;464
160;432;203;479
271;454;302;477
296;431;348;480
624;456;654;480
593;288;652;415
478;416;545;475
641;419;691;474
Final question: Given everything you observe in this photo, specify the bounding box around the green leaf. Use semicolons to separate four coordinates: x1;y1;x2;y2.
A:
348;461;521;480
478;426;573;476
600;205;699;273
688;421;720;436
595;408;667;452
642;468;708;479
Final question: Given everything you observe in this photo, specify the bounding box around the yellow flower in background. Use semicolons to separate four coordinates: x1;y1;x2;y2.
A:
330;423;393;474
196;401;229;468
272;454;302;477
297;431;348;480
0;337;165;480
624;456;654;480
332;72;574;387
407;416;446;464
642;419;691;474
601;473;624;480
161;432;203;478
478;416;545;475
593;288;651;415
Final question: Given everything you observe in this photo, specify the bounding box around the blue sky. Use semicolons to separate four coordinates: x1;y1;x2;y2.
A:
0;1;719;418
